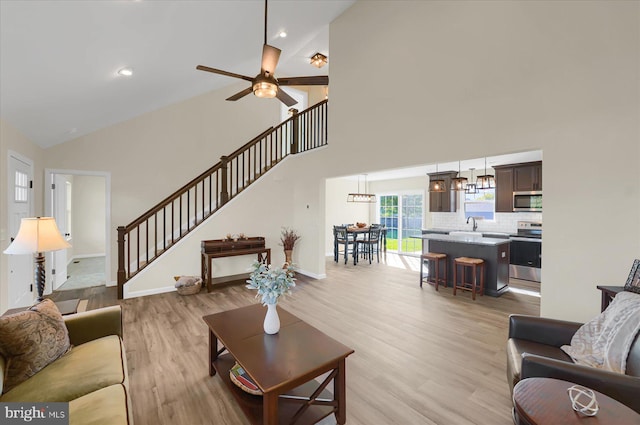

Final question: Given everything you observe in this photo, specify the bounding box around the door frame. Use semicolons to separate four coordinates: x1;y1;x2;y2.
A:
377;190;425;255
6;150;35;308
45;169;112;288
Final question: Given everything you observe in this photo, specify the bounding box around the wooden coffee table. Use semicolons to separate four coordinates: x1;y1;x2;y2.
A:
203;304;354;425
513;377;640;425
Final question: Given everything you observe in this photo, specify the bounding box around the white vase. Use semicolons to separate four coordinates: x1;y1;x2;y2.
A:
263;303;280;334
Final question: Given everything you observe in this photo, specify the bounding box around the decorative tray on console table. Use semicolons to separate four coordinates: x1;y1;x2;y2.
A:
202;237;266;253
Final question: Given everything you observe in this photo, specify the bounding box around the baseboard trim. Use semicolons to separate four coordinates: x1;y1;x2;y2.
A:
71;254;106;260
124;285;176;299
295;269;326;280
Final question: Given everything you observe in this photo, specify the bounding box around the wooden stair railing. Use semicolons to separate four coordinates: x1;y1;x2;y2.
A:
117;100;328;298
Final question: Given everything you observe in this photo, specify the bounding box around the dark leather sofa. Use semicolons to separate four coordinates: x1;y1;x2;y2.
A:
506;314;640;414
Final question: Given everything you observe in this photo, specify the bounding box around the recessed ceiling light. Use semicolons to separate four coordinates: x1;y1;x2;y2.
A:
279;31;287;38
117;67;133;77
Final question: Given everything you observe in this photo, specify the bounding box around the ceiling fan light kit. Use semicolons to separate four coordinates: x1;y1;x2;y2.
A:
196;0;328;107
252;74;278;98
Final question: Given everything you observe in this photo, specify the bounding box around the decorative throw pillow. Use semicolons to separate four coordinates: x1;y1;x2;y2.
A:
561;291;640;373
0;299;71;393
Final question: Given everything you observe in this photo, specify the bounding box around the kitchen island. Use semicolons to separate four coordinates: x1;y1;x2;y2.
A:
417;234;511;296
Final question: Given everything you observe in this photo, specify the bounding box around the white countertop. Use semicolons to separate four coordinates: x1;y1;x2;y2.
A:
416;234;511;246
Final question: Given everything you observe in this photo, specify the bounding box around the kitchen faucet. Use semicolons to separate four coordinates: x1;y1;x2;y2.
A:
467;216;478;231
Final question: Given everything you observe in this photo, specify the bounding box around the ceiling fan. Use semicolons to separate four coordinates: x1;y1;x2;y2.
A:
196;0;329;107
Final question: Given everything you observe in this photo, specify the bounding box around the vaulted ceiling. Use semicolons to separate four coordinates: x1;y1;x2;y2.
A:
0;0;354;148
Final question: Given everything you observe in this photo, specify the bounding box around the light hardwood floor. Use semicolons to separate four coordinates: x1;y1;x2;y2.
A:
52;253;539;425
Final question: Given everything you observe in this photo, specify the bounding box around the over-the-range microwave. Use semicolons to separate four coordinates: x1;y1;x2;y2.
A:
513;191;542;212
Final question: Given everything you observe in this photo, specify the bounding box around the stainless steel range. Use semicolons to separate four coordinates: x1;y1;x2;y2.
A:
509;221;542;282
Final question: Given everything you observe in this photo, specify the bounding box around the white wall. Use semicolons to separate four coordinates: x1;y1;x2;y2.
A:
327;0;640;321
71;175;106;257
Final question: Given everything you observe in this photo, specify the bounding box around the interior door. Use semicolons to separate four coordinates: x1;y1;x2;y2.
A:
7;154;34;308
51;174;70;290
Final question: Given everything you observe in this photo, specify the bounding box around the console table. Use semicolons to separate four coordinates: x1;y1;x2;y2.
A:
201;237;271;292
203;304;354;425
596;285;624;312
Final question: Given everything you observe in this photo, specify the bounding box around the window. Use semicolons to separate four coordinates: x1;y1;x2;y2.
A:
464;189;495;220
14;171;28;203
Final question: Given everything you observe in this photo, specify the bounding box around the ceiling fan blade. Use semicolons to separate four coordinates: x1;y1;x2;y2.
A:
261;44;281;75
226;87;253;101
196;65;253;82
278;75;329;86
276;88;298;107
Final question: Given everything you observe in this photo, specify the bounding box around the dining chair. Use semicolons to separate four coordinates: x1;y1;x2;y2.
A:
333;226;355;264
355;226;382;264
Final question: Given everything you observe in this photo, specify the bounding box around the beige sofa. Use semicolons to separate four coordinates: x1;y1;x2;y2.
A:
0;305;133;425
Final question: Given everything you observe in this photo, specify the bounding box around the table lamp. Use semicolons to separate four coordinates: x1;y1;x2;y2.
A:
3;217;71;301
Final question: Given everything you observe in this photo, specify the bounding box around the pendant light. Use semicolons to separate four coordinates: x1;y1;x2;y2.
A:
452;160;468;191
465;168;478;194
347;174;376;203
428;163;446;192
476;157;495;189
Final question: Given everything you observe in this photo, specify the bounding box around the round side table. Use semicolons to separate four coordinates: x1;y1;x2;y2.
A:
513;377;639;425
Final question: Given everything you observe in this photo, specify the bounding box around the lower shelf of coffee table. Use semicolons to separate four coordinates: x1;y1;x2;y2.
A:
213;353;336;425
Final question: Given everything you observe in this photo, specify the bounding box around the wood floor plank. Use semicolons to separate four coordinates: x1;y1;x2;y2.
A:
55;253;539;424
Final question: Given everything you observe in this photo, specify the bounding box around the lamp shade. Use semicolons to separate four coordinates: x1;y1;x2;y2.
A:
4;217;71;254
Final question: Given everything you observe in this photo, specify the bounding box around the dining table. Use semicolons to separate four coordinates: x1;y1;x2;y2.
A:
345;226;387;263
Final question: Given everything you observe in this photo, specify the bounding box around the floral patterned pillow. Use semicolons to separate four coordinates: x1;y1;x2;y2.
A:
0;299;71;393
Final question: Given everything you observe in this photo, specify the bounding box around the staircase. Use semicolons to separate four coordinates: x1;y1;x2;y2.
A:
117;100;328;298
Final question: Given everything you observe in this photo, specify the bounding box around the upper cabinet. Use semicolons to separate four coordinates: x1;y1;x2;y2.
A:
494;161;542;213
428;171;458;212
495;167;514;213
514;162;542;191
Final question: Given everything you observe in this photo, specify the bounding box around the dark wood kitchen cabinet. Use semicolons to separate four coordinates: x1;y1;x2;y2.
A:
494;166;514;212
514;161;542;191
428;171;458;212
494;161;542;212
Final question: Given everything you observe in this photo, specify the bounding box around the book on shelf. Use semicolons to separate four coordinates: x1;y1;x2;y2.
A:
230;363;260;393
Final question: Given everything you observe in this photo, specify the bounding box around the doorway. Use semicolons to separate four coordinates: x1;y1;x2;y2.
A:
378;192;424;255
7;151;34;308
45;169;111;292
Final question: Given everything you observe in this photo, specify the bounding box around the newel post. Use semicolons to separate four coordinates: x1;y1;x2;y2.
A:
289;108;299;154
220;155;229;205
117;226;126;300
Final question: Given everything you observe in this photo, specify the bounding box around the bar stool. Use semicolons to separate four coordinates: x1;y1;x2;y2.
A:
453;257;485;300
420;252;447;290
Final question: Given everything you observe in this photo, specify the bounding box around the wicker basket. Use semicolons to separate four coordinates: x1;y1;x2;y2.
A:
229;363;262;395
176;283;201;295
174;276;202;295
